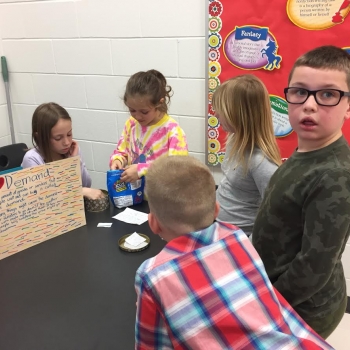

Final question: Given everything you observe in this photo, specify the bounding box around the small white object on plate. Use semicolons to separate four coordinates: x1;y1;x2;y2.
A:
123;241;149;250
125;232;146;246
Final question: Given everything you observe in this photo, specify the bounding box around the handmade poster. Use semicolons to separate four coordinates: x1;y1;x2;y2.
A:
0;157;86;260
207;0;350;165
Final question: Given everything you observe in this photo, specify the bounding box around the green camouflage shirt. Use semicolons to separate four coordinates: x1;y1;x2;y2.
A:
252;136;350;322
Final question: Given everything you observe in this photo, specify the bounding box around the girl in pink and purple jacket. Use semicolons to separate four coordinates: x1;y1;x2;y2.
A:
109;70;188;182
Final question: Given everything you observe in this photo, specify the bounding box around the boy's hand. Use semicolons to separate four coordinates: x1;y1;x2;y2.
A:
110;157;126;170
82;188;105;200
69;140;79;157
121;164;139;183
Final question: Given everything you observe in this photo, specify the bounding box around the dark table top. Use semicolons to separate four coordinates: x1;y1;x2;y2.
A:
0;202;166;350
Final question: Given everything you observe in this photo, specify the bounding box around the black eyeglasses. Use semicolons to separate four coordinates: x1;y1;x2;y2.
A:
284;87;350;106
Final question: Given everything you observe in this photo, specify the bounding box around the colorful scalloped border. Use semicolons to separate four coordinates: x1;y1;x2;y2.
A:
208;1;223;166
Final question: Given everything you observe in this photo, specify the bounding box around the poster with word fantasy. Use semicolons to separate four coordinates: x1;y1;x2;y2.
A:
0;157;86;260
207;0;350;165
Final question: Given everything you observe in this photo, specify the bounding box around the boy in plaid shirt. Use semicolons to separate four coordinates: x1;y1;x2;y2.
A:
135;156;333;349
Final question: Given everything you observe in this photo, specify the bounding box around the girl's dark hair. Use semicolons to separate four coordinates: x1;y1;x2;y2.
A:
32;102;71;163
123;69;173;113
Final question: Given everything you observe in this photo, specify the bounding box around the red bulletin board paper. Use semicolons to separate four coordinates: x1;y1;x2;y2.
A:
207;0;350;166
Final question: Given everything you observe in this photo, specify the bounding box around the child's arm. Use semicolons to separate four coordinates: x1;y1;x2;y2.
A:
21;149;44;168
71;144;104;199
251;156;278;198
274;168;350;307
110;120;131;170
69;142;92;188
167;126;188;157
82;187;104;200
79;159;92;188
135;272;172;349
136;126;188;178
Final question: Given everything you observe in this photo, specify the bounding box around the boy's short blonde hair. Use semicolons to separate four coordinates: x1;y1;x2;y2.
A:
288;45;350;89
145;156;216;232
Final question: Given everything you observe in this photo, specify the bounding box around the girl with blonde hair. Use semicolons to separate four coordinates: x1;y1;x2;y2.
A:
212;74;281;236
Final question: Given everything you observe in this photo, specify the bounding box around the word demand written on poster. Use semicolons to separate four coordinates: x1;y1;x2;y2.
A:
0;157;86;260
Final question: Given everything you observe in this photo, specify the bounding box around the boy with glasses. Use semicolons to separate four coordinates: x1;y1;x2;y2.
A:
253;45;350;339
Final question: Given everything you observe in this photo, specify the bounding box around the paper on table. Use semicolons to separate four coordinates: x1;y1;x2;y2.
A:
112;208;148;225
0;157;86;261
125;232;147;247
97;223;112;227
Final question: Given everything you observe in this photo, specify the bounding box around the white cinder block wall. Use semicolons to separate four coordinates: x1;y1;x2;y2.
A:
0;0;349;296
0;22;10;147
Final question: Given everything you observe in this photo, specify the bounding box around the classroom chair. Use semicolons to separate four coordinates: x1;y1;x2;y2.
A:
0;143;27;172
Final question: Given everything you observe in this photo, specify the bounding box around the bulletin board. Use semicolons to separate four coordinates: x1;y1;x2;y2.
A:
0;157;86;260
207;0;350;166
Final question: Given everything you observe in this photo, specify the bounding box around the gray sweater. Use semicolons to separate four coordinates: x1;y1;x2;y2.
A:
216;148;278;236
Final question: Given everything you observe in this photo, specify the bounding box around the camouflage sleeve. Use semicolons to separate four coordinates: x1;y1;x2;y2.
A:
273;168;350;306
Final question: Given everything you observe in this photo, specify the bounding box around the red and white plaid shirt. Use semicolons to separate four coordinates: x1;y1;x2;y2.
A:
135;222;333;349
